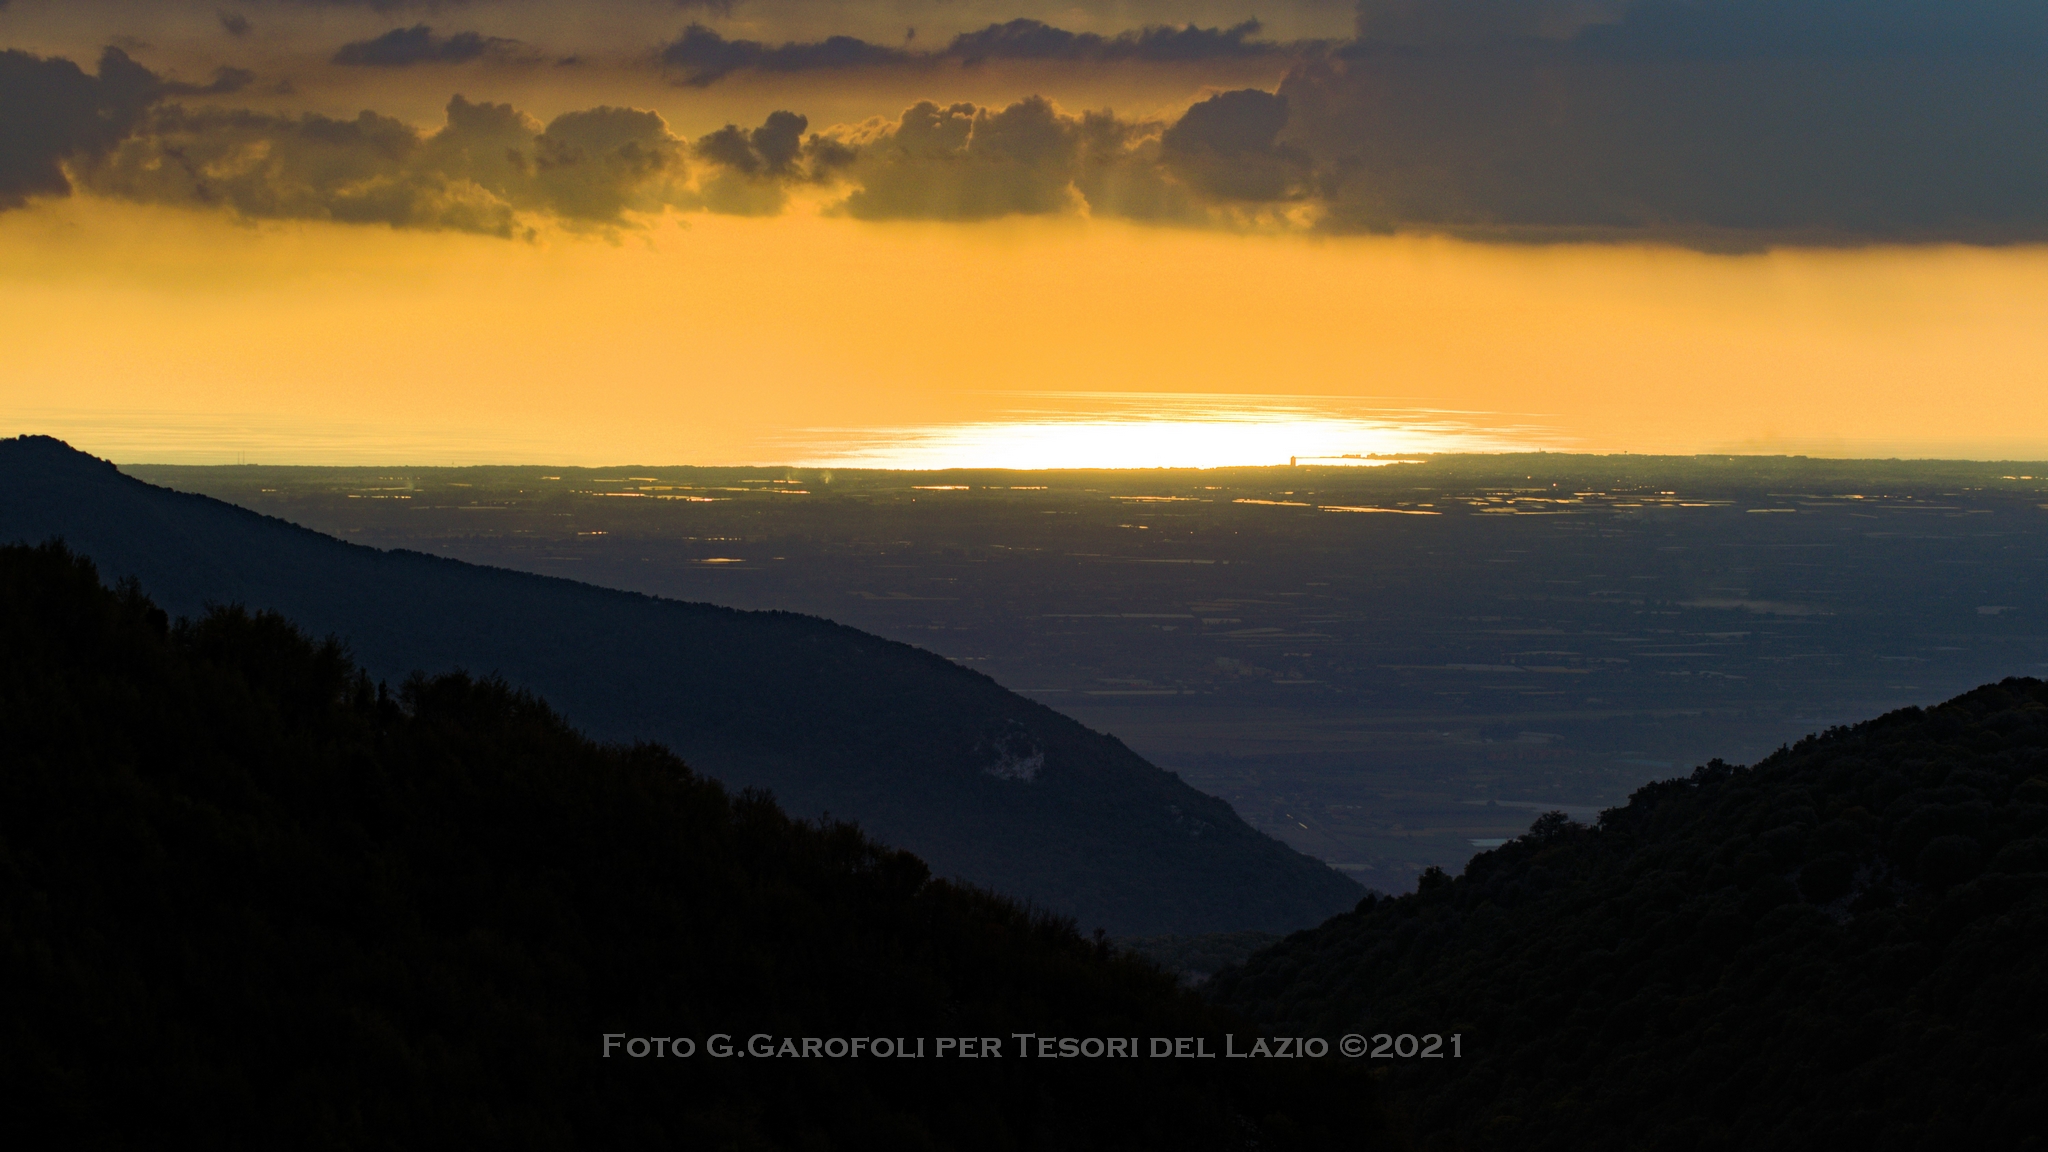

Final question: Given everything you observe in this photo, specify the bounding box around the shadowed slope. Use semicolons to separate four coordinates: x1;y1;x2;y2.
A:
0;540;1388;1147
1211;680;2048;1149
0;436;1362;934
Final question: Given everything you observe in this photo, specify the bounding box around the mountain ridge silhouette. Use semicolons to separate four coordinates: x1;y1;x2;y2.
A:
0;435;1362;935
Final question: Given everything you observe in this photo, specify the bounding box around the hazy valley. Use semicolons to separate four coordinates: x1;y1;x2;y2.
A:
9;439;2047;1147
133;455;2048;891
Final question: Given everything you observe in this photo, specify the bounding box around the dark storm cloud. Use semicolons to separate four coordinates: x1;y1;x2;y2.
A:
218;11;252;37
0;47;159;210
1266;0;2048;244
332;25;524;66
659;19;1297;86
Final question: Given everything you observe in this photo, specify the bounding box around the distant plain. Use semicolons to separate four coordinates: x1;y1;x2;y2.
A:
133;455;2048;891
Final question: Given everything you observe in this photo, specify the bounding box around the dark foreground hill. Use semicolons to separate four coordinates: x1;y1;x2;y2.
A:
1210;681;2048;1150
0;542;1388;1148
0;437;1361;935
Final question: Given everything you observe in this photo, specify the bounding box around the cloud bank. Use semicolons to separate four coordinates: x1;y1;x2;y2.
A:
80;98;676;235
76;92;850;235
331;25;525;66
1284;0;2048;243
659;19;1293;86
1;48;165;210
823;90;1315;228
6;1;2048;246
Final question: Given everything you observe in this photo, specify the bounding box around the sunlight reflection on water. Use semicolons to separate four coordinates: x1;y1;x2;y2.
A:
787;393;1555;470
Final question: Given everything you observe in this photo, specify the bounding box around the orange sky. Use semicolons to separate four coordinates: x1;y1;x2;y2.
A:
8;0;2048;465
5;196;2047;466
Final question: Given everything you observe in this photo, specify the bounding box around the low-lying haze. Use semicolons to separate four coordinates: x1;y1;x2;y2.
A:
136;454;2048;889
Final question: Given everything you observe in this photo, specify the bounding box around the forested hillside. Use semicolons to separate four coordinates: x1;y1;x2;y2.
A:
0;542;1386;1149
0;436;1363;935
1210;681;2048;1149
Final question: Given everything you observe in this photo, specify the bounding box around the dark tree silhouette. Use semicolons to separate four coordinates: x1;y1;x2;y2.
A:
0;541;1389;1149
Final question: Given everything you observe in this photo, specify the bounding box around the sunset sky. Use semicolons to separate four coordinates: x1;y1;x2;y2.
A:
4;0;2047;466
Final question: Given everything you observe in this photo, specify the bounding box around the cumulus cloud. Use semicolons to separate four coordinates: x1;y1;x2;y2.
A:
660;19;1296;86
693;109;807;177
54;75;850;233
820;94;1281;228
833;97;1085;220
691;109;837;214
1;41;837;234
530;105;691;220
332;25;525;66
0;47;160;210
1160;88;1310;203
79;94;694;235
85;103;523;235
659;24;907;87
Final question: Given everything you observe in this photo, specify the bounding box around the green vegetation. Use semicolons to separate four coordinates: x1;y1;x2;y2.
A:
1211;682;2048;1148
0;541;1387;1148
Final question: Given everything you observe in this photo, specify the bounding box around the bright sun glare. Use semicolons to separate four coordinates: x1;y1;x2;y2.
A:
786;391;1548;469
789;395;1549;470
